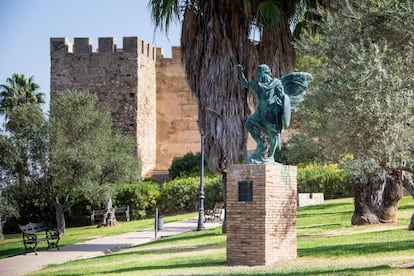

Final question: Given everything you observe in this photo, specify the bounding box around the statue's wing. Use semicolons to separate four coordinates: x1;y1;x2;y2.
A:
281;72;313;112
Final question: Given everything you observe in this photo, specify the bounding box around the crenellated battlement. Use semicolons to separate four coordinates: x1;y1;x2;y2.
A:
50;34;197;176
50;36;158;60
157;46;183;67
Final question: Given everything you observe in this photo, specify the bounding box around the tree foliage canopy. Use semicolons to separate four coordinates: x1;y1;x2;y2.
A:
46;91;141;232
48;91;141;203
0;73;44;118
296;0;414;173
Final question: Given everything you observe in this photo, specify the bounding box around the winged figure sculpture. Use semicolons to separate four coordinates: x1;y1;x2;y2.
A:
236;64;313;164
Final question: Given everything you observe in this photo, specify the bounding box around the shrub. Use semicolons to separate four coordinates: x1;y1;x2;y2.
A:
3;182;54;233
168;152;214;179
298;163;351;199
114;180;161;220
159;176;223;214
204;176;223;209
66;192;100;226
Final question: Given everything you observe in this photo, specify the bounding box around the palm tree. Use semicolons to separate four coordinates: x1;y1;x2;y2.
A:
0;73;45;184
0;73;45;118
149;1;334;232
149;0;332;172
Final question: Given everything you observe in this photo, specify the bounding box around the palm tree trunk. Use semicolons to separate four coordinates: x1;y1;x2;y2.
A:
258;23;296;78
181;1;251;173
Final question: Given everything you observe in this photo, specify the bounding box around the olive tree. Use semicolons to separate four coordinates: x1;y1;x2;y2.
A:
296;0;414;225
47;91;141;234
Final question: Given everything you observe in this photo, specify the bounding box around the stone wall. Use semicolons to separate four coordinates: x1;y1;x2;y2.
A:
155;47;200;170
297;193;324;207
50;37;157;174
226;163;297;266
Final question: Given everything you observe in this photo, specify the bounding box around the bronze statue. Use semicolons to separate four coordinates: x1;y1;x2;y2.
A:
236;64;313;164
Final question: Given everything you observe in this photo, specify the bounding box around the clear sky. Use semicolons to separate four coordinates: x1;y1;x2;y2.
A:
0;0;181;115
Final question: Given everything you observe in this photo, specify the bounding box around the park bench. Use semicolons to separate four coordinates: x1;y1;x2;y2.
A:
204;202;224;222
91;208;116;226
91;206;129;226
18;222;60;255
91;209;107;225
114;206;130;221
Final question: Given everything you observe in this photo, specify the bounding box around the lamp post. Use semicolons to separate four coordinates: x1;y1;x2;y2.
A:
197;129;206;231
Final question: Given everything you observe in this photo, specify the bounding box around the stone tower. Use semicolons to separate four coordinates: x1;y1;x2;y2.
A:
50;37;200;176
50;37;157;174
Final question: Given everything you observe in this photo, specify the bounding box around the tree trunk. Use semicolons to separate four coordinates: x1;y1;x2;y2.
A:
409;214;414;230
402;171;414;197
102;198;116;227
221;171;227;234
351;183;379;225
181;1;252;173
259;23;296;78
0;215;4;241
53;197;68;235
402;171;414;230
16;140;30;185
378;170;403;223
352;170;403;225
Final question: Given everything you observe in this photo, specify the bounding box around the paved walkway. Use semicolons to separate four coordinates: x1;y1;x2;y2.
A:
0;218;222;276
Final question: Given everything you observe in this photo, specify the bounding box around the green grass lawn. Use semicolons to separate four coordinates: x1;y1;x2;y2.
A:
4;197;414;275
0;212;197;259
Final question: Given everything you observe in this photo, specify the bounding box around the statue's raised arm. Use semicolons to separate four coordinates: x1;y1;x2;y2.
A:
236;64;313;164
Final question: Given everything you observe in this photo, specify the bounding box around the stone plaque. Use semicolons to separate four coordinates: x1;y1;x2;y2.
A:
238;180;253;202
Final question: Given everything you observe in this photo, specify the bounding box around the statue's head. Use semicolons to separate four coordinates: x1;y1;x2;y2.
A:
257;64;272;82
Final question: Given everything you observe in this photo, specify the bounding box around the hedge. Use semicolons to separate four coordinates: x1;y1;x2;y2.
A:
159;175;223;214
297;163;351;199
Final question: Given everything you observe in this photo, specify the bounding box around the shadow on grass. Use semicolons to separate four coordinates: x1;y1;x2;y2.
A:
0;248;23;259
298;201;351;211
85;228;224;260
234;264;394;276
398;204;414;211
297;223;342;230
297;210;352;219
154;228;223;246
102;242;224;259
299;238;414;258
94;257;397;275
99;258;226;274
0;240;53;259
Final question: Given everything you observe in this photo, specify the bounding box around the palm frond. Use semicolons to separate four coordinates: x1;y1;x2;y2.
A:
257;0;285;32
148;0;181;33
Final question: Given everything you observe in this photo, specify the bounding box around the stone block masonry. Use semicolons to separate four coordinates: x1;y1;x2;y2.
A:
51;37;201;176
298;193;324;207
155;46;200;170
50;37;202;176
226;163;297;266
50;37;157;174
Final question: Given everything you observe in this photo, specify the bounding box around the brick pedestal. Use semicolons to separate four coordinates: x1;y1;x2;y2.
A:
226;163;297;266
